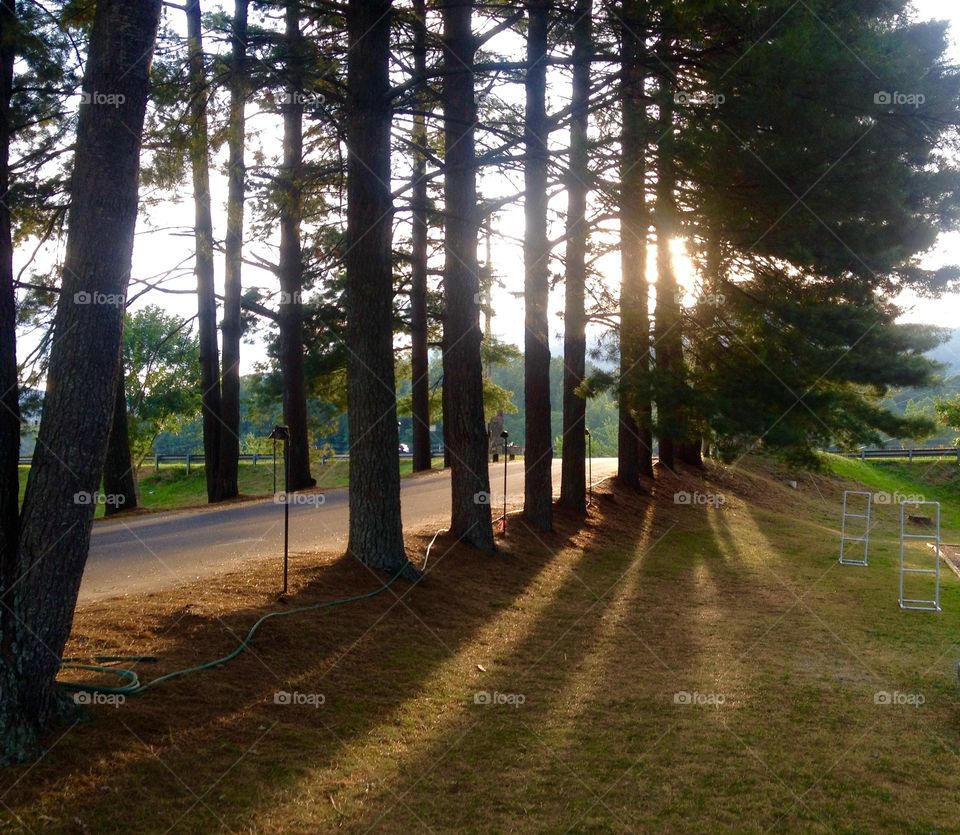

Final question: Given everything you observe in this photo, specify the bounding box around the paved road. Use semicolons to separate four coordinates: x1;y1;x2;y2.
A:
80;458;619;602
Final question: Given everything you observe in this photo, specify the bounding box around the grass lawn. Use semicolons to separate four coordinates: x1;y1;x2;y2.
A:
17;458;446;518
821;453;960;531
2;457;959;832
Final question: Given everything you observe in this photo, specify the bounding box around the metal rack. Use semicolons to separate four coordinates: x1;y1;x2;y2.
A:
899;501;941;612
839;491;872;566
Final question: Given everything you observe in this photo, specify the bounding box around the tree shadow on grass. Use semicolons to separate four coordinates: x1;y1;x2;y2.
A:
0;511;616;833
331;480;721;833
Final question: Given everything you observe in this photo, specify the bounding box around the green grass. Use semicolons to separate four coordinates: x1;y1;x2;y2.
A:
3;456;959;832
18;457;445;517
821;453;960;532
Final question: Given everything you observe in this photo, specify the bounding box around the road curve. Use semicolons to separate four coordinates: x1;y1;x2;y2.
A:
80;458;619;602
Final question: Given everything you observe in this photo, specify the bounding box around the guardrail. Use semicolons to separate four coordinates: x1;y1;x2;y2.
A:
839;448;960;462
17;452;353;474
16;451;419;474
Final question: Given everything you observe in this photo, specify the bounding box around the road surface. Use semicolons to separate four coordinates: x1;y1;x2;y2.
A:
80;458;619;602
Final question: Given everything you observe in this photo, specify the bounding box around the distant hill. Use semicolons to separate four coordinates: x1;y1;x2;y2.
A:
928;328;960;373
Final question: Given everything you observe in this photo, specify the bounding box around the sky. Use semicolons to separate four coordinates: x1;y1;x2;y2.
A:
22;0;960;376
895;0;960;332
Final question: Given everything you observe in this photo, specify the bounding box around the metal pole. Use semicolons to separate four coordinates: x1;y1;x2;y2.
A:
269;425;291;597
585;428;592;505
501;430;509;531
283;433;289;596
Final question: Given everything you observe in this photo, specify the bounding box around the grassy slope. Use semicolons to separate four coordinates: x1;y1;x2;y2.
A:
18;458;443;517
822;453;960;531
2;457;959;832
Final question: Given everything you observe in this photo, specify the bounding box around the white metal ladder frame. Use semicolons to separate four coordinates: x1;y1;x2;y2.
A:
839;490;872;566
899;500;941;612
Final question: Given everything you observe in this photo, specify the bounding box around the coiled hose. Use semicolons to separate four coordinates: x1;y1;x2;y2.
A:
59;530;448;697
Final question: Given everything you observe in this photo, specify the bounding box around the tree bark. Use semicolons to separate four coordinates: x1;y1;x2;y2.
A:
185;0;222;503
522;0;553;532
0;0;19;559
559;0;592;514
410;0;432;473
0;2;21;757
0;0;160;765
617;0;653;488
103;361;138;515
344;0;410;575
441;0;494;551
278;0;315;491
217;0;248;501
653;48;683;472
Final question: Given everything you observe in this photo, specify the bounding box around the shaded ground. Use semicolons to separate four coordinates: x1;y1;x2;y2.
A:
1;457;959;833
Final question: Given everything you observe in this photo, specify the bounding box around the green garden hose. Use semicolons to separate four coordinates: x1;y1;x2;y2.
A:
59;530;447;697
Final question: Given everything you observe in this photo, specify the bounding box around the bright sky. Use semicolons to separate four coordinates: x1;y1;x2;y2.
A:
895;0;960;332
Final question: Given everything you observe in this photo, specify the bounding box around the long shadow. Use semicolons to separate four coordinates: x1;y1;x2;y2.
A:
506;470;875;831
337;479;716;832
0;524;583;833
0;467;799;833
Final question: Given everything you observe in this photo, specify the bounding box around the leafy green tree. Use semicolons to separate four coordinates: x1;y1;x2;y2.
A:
659;0;960;463
122;306;201;466
936;395;960;445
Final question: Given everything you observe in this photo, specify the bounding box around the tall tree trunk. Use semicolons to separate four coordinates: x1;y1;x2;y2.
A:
441;0;494;551
103;361;138;515
0;0;160;765
653;50;683;472
217;0;248;501
410;0;432;473
185;0;222;503
344;0;410;575
522;0;553;532
0;0;19;560
559;0;592;514
617;0;653;488
278;0;315;491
